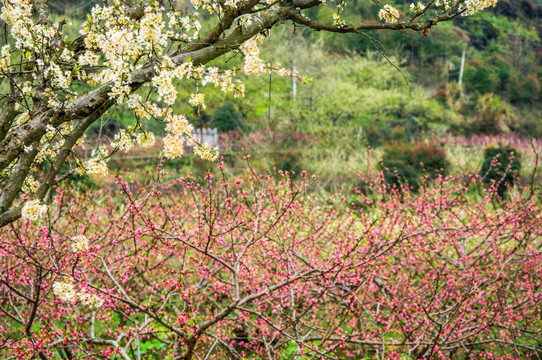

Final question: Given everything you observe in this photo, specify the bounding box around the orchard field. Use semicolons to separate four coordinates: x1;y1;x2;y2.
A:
2;158;542;359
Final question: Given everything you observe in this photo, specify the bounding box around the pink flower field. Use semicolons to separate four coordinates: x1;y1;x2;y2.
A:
1;165;541;359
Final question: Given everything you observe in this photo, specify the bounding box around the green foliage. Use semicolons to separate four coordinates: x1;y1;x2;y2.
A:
381;142;450;192
211;103;244;132
139;338;168;359
365;125;390;148
305;0;541;110
512;110;542;137
405;117;421;141
457;17;500;50
364;118;421;148
469;93;517;134
479;145;521;198
66;5;539;194
490;55;512;90
509;75;541;105
411;142;450;177
381;158;421;192
275;149;302;177
389;126;408;143
464;65;495;94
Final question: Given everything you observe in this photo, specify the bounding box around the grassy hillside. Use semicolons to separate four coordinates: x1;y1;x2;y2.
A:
64;1;542;191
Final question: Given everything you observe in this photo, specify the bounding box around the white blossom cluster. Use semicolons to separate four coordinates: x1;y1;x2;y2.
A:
333;14;346;27
78;51;99;67
79;2;202;105
379;5;400;24
168;12;201;41
191;0;220;13
166;114;192;136
21;200;48;221
434;0;497;14
434;0;452;10
79;291;105;310
7;119;81;186
36;124;80;165
83;147;109;177
111;130;135;152
461;0;499;15
53;280;105;309
163;134;185;159
152;69;178;106
376;0;498;22
52;280;77;303
0;0;75;94
189;93;206;109
137;133;156;148
71;235;89;253
0;45;11;75
238;14;255;28
45;62;72;89
240;35;266;76
410;2;425;13
22;177;39;194
84;158;109;176
0;0;34;49
194;143;219;162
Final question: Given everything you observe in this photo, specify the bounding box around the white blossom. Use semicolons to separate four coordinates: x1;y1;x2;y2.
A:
111;129;135;152
52;280;77;303
379;5;400;24
71;235;89;253
137;133;155;148
0;45;11;75
163;135;184;159
80;291;105;309
84;158;108;176
410;2;425;13
462;0;498;15
240;35;266;76
21;199;47;221
188;93;206;109
194;143;219;162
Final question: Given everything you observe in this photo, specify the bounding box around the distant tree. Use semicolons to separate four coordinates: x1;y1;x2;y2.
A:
469;93;517;134
490;55;512;90
480;145;521;198
464;65;494;94
381;141;449;192
509;74;541;104
405;117;420;141
211;103;244;132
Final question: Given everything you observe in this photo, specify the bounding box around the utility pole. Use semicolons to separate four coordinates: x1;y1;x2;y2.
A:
267;73;272;139
292;59;297;101
445;51;449;86
458;44;466;88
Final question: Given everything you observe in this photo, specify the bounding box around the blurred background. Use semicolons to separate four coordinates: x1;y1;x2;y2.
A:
50;0;542;194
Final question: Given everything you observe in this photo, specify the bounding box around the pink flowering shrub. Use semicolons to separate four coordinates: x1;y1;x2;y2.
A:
1;166;541;359
447;134;542;152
